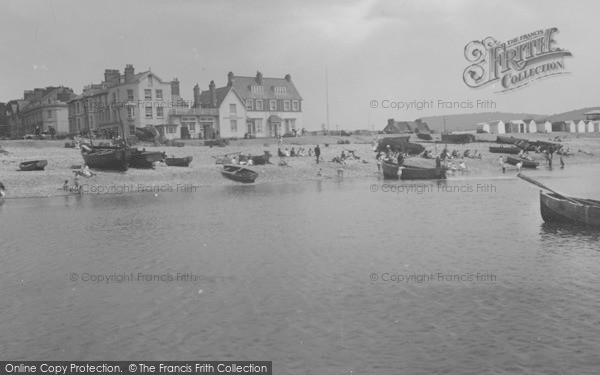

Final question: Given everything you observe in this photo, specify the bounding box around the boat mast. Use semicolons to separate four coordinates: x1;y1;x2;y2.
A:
326;66;330;134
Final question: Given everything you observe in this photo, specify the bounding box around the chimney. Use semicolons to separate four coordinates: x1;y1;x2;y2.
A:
104;69;120;84
387;118;395;126
23;90;34;101
171;78;180;96
193;84;200;108
227;71;234;86
209;80;217;108
284;74;291;82
256;71;263;85
124;64;135;83
34;88;44;101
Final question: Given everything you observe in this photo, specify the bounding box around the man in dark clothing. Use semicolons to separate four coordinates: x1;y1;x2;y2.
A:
314;145;321;164
435;156;441;168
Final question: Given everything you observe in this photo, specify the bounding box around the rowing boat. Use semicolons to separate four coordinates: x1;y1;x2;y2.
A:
400;165;447;180
164;156;193;167
221;164;258;183
488;146;521;154
19;159;48;171
381;161;400;179
506;156;538;169
540;191;600;227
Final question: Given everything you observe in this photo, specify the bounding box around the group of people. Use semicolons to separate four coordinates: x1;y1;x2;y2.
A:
375;145;404;171
277;147;311;158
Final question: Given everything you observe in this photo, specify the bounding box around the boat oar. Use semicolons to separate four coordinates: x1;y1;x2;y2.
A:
517;173;581;206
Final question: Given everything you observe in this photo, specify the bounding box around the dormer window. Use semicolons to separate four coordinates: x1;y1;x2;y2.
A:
251;86;264;94
274;86;286;94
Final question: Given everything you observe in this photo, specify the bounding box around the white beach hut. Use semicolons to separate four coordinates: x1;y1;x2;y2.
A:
526;120;537;133
566;120;577;133
576;120;587;133
586;121;595;132
490;120;505;134
476;122;490;133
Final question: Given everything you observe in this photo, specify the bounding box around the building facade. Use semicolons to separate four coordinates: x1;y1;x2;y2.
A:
17;86;76;137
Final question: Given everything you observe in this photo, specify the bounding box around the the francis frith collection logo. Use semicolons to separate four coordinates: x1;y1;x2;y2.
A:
463;27;572;92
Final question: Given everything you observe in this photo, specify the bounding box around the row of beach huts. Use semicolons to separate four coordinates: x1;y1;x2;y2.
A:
476;110;600;134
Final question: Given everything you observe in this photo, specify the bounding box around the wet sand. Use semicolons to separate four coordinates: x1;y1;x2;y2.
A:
1;133;598;198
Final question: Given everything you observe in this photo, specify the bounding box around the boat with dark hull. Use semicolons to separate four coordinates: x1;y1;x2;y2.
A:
129;150;166;168
19;160;48;171
381;161;400;179
164;156;193;167
81;147;132;171
488;146;521;154
506;156;539;169
221;164;258;183
416;133;433;141
400;165;447;180
441;133;475;144
540;192;600;227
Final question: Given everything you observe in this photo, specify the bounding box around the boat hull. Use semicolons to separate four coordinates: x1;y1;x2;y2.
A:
441;133;475;144
165;156;193;167
129;151;165;168
82;148;131;171
400;166;447;180
19;159;48;171
506;156;539;169
416;133;432;141
221;164;258;183
381;161;400;179
489;146;521;154
540;191;600;227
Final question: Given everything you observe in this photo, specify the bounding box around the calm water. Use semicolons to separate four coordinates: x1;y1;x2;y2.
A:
1;165;600;374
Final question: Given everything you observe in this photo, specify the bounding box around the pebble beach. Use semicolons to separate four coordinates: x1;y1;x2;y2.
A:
1;133;599;199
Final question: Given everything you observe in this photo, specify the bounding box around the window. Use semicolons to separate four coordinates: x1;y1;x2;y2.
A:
292;100;299;111
246;99;253;111
156;89;163;100
230;119;237;132
47;110;52;119
256;100;263;111
274;86;286;94
127;107;135;119
145;89;152;100
156;107;164;118
284;100;290;111
127;89;134;101
270;100;276;111
145;106;153;118
112;93;116;103
167;126;176;134
183;122;196;133
251;86;264;94
255;119;263;133
230;103;236;115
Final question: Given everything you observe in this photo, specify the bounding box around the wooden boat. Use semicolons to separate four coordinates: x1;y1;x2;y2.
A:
488;146;521;154
506;156;539;169
81;147;132;171
19;159;48;171
518;174;600;227
416;133;433;141
381;161;400;179
221;164;258;183
249;151;272;165
441;133;475;144
129;150;166;168
164;156;193;167
400;165;447;180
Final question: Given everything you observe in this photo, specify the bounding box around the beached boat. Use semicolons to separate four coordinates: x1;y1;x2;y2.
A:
441;133;475;144
19;159;48;171
400;165;447;180
164;156;193;167
221;164;258;183
416;133;433;141
129;150;166;168
249;151;272;165
81;147;132;171
506;156;539;169
381;161;400;179
488;146;521;154
496;135;529;145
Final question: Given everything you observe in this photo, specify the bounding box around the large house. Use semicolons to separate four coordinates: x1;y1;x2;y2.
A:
68;65;184;138
15;86;77;137
169;71;303;139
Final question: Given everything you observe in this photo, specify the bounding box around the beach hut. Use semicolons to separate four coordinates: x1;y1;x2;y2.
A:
576;120;586;133
586;121;595;132
565;120;577;133
511;120;527;133
525;120;537;133
552;121;568;132
592;121;600;132
476;122;490;133
535;120;552;133
490;120;506;134
504;120;520;133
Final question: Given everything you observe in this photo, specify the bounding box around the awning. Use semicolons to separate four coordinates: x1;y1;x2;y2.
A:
267;115;283;123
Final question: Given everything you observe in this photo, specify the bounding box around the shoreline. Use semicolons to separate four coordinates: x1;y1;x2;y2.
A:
1;133;599;199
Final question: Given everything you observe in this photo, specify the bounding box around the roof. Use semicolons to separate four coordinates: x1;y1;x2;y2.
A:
584;109;600;115
197;86;234;108
384;121;414;133
230;75;302;100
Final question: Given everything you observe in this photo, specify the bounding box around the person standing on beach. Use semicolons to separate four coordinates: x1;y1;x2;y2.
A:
0;182;6;199
314;145;321;164
560;157;565;168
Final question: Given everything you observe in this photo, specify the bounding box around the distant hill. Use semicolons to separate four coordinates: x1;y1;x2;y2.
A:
416;112;542;132
414;107;600;131
541;106;600;122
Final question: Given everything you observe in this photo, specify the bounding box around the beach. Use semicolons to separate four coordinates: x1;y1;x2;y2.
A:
1;133;599;199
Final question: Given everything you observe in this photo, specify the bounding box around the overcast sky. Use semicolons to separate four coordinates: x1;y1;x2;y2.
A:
1;0;599;130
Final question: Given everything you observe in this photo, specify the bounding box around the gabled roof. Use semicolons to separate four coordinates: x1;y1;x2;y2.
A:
584;109;600;115
198;86;235;108
230;75;302;100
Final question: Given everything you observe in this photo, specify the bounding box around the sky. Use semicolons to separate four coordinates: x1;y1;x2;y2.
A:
1;0;599;130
